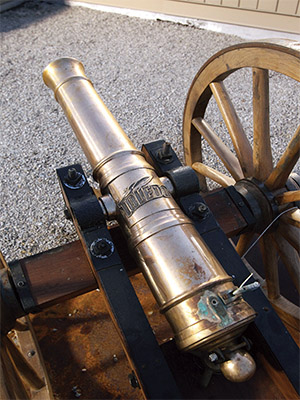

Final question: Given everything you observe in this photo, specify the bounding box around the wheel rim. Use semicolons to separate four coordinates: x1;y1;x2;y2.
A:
183;40;300;331
0;253;52;399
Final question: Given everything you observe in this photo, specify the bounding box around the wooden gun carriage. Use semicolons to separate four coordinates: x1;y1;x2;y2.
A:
1;40;299;400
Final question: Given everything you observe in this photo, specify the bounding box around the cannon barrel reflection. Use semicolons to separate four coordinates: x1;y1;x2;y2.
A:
43;58;256;382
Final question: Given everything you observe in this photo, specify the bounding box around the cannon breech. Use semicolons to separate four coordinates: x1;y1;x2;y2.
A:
42;58;257;383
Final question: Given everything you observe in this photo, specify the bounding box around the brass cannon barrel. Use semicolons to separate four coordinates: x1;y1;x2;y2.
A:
43;58;256;382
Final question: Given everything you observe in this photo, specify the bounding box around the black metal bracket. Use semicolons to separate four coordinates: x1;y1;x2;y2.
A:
141;140;182;176
224;185;256;233
0;267;26;334
8;260;41;314
56;164;181;400
165;166;200;198
142;140;300;395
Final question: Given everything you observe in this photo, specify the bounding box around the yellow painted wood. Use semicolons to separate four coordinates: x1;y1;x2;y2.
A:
236;232;255;256
0;341;30;400
276;190;300;204
222;0;239;6
272;232;300;293
282;209;300;228
205;0;221;4
277;0;299;15
67;0;300;34
192;162;236;187
271;296;300;334
192;117;244;181
278;221;300;252
239;0;258;9
260;234;280;300
258;0;277;12
4;336;45;391
184;42;300;324
265;126;300;190
184;42;300;169
252;68;273;182
210;81;254;177
242;256;300;338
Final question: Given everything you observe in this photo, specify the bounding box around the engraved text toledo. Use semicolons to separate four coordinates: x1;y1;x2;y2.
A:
117;176;171;218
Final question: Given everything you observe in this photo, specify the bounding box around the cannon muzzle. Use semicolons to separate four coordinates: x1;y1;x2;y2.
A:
43;58;256;382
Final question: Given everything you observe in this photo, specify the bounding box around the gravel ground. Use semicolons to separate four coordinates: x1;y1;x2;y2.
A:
1;1;299;262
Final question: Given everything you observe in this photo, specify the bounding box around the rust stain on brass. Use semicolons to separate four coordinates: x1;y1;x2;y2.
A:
43;58;256;381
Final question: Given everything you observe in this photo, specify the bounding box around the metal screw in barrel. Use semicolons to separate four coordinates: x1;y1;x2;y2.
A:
64;167;86;189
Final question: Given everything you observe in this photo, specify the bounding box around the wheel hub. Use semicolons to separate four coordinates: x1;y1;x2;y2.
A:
234;174;300;234
234;178;278;234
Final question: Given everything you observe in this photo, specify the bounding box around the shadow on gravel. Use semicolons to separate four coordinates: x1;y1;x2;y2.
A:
0;0;67;33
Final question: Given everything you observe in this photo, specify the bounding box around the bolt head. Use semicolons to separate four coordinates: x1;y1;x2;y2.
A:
64;168;86;189
208;353;218;363
113;354;118;363
64;209;72;220
27;350;35;358
189;202;208;219
68;168;79;181
72;386;82;398
197;203;207;213
90;238;114;258
128;373;139;388
157;142;173;163
210;298;219;306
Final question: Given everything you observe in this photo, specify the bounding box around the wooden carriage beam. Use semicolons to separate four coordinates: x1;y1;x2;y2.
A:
7;188;249;312
8;225;143;312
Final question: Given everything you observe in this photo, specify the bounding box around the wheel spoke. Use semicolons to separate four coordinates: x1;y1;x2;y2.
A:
192;162;236;187
272;232;300;293
281;209;300;228
192;117;244;181
270;296;300;338
252;68;273;181
210;81;254;177
189;124;208;191
259;234;280;300
278;221;300;252
0;361;11;400
4;335;45;390
265;125;300;190
1;337;30;399
14;321;29;332
276;190;300;205
236;232;254;256
184;42;300;335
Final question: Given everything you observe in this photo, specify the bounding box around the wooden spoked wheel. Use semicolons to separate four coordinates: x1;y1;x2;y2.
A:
183;40;300;333
0;253;52;400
